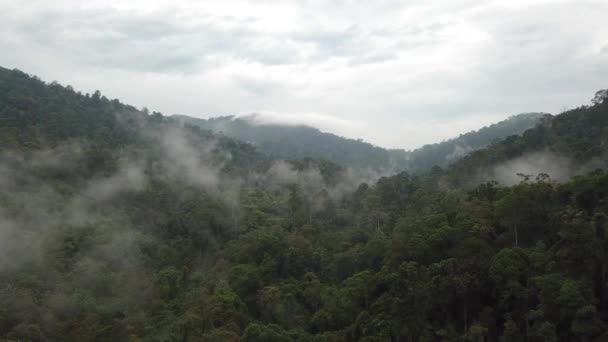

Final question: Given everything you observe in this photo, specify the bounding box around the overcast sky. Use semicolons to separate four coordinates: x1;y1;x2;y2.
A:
1;0;607;149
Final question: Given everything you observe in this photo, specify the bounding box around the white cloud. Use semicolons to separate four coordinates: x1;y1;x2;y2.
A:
240;111;368;138
1;0;607;149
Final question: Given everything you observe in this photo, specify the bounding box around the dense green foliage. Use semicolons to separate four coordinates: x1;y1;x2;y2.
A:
0;67;267;176
172;114;394;171
404;113;545;173
1;67;607;341
448;100;608;186
172;113;542;173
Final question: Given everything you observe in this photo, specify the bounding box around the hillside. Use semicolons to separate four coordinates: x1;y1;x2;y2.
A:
1;67;607;341
173;112;544;173
0;67;269;177
172;114;396;170
404;112;546;173
447;94;608;186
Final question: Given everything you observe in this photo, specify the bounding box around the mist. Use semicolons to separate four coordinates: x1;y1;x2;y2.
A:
481;151;606;185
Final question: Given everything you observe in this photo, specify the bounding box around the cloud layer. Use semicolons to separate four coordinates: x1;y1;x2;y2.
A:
1;0;607;148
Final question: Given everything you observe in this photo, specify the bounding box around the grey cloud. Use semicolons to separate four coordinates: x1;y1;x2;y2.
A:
4;7;265;72
289;27;361;57
286;22;446;65
235;76;282;96
1;2;440;74
4;7;202;73
2;0;608;149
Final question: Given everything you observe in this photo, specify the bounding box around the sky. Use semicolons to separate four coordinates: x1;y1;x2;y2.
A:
1;0;607;149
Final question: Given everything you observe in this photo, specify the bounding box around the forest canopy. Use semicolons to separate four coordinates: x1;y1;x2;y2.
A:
0;67;607;341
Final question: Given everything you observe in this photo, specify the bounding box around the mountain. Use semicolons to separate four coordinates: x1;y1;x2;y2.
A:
404;112;547;173
446;96;608;186
172;112;544;172
1;66;608;341
172;114;396;170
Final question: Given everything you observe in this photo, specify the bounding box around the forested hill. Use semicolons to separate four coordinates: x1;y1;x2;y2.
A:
172;112;543;172
404;112;546;173
0;66;269;177
2;66;608;341
446;91;608;186
172;114;395;170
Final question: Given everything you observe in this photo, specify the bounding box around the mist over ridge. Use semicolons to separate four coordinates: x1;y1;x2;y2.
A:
172;111;546;173
2;0;608;338
1;64;607;340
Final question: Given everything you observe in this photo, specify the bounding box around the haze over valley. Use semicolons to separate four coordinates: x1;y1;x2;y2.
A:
1;1;608;341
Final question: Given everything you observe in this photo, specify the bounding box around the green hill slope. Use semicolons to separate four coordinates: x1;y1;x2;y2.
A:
173;112;544;173
447;95;608;185
1;67;607;341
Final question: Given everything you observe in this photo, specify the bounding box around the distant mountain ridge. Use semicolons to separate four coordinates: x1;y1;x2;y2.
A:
404;112;547;173
445;97;608;186
172;114;395;170
172;112;546;172
3;65;608;341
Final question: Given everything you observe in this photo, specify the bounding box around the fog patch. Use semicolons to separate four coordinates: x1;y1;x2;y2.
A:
446;144;474;161
0;145;151;271
248;160;390;210
80;161;146;203
485;151;606;185
241;111;367;134
159;128;223;189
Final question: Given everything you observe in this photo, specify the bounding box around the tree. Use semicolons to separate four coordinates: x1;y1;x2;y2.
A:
591;89;608;105
502;317;523;342
229;264;262;307
241;323;311;342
